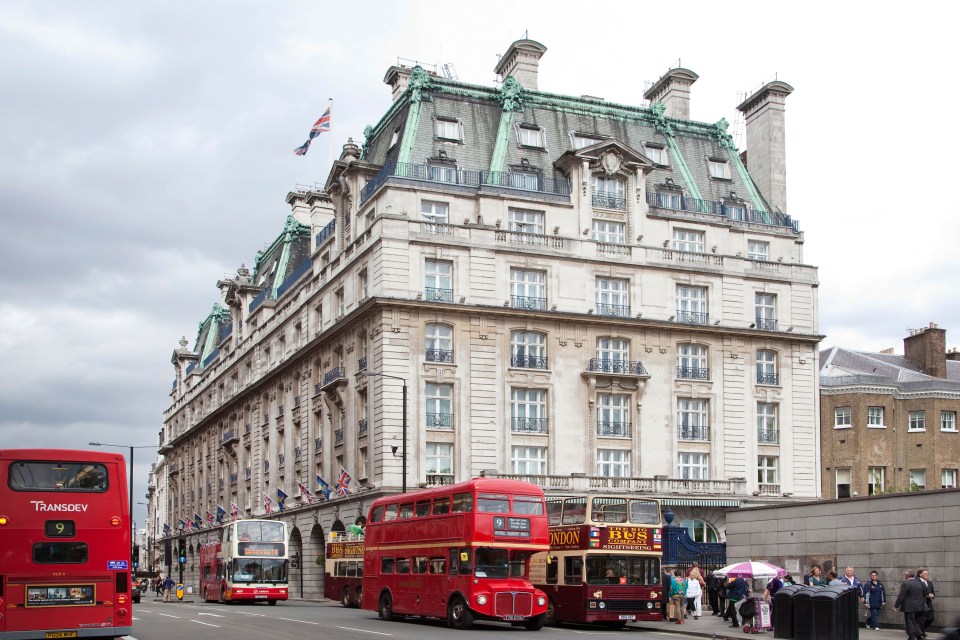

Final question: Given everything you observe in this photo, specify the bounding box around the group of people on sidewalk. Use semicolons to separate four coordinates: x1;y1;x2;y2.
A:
150;573;177;602
892;568;936;640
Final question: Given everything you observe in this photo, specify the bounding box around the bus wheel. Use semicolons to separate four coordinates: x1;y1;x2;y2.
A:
448;596;473;630
268;600;277;606
378;593;395;621
545;599;559;626
355;587;362;608
342;587;352;608
524;613;546;631
604;621;627;630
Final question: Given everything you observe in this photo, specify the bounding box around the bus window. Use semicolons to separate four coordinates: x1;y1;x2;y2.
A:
546;498;563;525
563;556;582;585
399;503;414;519
10;461;108;491
347;561;357;577
477;493;509;513
429;557;446;574
450;547;472;575
452;493;474;513
433;496;450;515
237;521;257;541
33;542;87;563
512;495;544;515
474;547;509;578
384;504;398;521
413;556;428;574
561;497;586;524
381;558;395;574
262;521;285;541
415;500;431;517
396;558;410;574
629;499;660;524
509;550;531;578
370;505;384;522
357;561;363;577
545;556;558;584
592;497;628;523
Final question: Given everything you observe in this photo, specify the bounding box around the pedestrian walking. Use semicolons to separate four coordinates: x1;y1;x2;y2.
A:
670;569;688;624
894;570;925;640
162;575;175;602
726;575;749;628
828;568;844;586
863;570;886;630
916;568;935;634
661;567;673;620
707;572;722;615
764;575;784;626
686;571;703;619
154;574;163;597
842;566;864;597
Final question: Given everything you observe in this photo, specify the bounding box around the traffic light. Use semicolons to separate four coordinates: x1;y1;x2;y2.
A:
177;537;186;565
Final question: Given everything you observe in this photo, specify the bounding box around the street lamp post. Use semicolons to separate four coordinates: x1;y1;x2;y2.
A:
363;372;408;493
89;442;154;572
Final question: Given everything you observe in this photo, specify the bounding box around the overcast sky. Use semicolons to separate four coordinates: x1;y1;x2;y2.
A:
2;1;958;529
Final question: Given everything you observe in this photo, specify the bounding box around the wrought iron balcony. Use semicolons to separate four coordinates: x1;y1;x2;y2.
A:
245;467;251;480
757;372;780;385
678;425;710;441
358;356;367;371
169;464;179;476
314;438;322;452
755;318;779;331
230;472;238;485
221;430;239;446
757;428;780;444
358;419;368;436
425;473;455;486
592;192;626;210
322;366;345;388
315;219;336;246
263;460;270;472
647;191;800;232
424;287;454;302
676;310;709;325
677;366;710;380
482;170;571;196
334;429;344;445
294;447;302;461
426;413;454;429
587;358;648;375
597;421;631;437
278;453;285;468
511;417;548;434
511;295;548;311
511;354;548;369
425;349;454;363
595;303;631;317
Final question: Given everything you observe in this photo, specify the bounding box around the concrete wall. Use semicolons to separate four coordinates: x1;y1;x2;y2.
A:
726;489;959;630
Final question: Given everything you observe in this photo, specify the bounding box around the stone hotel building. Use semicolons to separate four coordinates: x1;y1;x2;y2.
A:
150;39;821;595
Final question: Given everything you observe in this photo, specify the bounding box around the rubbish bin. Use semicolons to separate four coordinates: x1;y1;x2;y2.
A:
812;585;859;640
792;586;822;640
773;584;805;639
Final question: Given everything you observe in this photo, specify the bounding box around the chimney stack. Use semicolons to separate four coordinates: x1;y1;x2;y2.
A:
494;39;547;90
903;322;948;378
736;80;794;214
384;65;414;102
643;68;699;120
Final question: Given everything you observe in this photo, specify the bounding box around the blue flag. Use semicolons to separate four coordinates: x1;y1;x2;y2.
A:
316;475;333;500
277;488;288;513
216;505;226;525
193;513;203;530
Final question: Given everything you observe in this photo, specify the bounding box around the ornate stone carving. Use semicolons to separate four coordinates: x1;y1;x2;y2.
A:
712;118;736;150
408;66;434;104
649;101;674;137
599;149;623;175
497;76;525;112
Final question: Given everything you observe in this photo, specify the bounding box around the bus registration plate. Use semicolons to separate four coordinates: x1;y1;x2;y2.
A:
502;615;523;621
618;615;636;620
45;633;78;639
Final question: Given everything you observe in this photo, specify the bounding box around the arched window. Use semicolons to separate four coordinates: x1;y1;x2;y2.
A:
680;518;719;543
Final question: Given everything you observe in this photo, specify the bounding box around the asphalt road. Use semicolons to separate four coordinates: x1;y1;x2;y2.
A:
126;599;694;640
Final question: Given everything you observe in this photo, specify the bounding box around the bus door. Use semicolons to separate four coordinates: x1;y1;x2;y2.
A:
558;556;582;618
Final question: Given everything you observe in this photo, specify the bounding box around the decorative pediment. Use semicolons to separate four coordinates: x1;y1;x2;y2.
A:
554;139;656;176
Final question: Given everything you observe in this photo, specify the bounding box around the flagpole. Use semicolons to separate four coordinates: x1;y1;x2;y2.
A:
327;97;333;178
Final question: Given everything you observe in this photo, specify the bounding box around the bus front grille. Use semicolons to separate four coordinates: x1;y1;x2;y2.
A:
495;591;533;617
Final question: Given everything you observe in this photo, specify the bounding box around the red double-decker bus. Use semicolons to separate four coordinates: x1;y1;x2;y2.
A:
323;530;364;607
198;519;289;604
530;495;664;628
0;448;133;639
361;478;549;630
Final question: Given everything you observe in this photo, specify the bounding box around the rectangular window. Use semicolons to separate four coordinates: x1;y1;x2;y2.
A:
421;201;449;224
425;383;453;429
836;468;851;499
909;411;925;431
596;277;629;317
867;406;885;427
834;407;851;428
592;219;626;244
656;191;681;209
676;285;708;324
597;337;629;363
429;164;458;183
868;467;885;495
708;158;730;179
511;446;547;475
942;469;958;489
9;462;109;491
510;268;547;311
645;144;669;166
677;452;709;480
672;229;704;253
424;259;453;302
507;208;544;235
756;350;778;385
592;176;626;210
425;442;453;480
511;388;547;433
596;393;630;437
511;331;547;369
678;398;709;440
910;469;926;491
757;403;779;443
747;240;769;261
517;125;544;148
758;456;778;484
597;449;630;477
677;343;708;380
435;117;461;141
573;134;601;149
755;293;777;330
942;411;957;431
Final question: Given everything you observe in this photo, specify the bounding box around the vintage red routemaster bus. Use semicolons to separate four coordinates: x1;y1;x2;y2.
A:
530;495;664;627
323;530;364;607
0;449;133;639
361;478;550;630
198;519;289;605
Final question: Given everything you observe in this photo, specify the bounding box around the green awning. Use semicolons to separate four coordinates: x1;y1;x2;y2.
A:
661;498;740;507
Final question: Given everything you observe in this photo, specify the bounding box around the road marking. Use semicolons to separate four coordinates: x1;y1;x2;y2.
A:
235;611;266;616
191;620;220;627
197;612;224;617
278;617;319;625
155;612;180;619
336;626;393;636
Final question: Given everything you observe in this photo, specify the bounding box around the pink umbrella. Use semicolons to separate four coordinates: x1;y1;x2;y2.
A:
713;561;787;579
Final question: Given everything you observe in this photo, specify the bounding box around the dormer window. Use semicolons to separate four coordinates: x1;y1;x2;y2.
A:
517;124;545;148
572;133;603;149
708;158;731;180
389;126;401;148
435;117;462;142
645;143;669;166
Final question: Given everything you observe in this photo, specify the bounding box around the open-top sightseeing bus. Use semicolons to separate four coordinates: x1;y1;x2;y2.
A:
324;529;364;607
0;448;133;639
361;478;550;630
530;495;664;627
198;518;289;605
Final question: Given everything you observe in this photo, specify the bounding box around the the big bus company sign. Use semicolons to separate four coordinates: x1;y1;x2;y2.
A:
549;525;662;552
327;541;364;559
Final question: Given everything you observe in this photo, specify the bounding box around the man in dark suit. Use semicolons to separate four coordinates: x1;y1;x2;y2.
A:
917;568;936;634
894;570;926;640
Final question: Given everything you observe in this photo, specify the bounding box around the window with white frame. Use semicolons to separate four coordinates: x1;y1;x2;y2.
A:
358;270;368;302
757;350;778;385
510;331;547;369
596;278;629;316
421;200;449;225
426;442;453;479
428;163;458;183
676;285;708;323
680;519;719;543
510;268;547;311
678;398;709;440
834;407;851;428
597;337;629;364
942;411;957;431
425;323;453;363
708;158;730;179
757;403;779;443
910;469;926;491
424;260;453;302
510;170;540;190
673;229;704;253
511;446;547;475
425;383;453;429
677;344;708;380
573;133;602;149
867;406;885;427
645;144;669;166
909;411;926;431
389;127;401;148
758;456;779;484
755;293;777;329
507;208;545;235
435;117;462;141
835;468;851;498
678;452;709;479
747;240;769;261
592;176;626;210
868;467;885;495
597;449;630;477
359;447;368;479
592;219;626;244
596;393;630;437
517;124;545;148
942;468;958;489
511;388;547;434
656;190;682;209
336;290;345;318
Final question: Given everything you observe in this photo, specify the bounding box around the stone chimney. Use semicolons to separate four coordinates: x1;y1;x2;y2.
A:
384;65;414;102
903;322;948;378
643;68;699;120
947;348;960;362
494;39;547;90
736;80;794;214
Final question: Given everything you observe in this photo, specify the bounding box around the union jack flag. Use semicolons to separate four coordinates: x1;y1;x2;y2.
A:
298;481;315;504
230;501;240;521
293;106;331;156
183;518;193;533
264;493;272;516
335;466;353;497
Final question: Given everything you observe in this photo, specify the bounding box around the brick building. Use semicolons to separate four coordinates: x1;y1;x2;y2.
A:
820;323;960;498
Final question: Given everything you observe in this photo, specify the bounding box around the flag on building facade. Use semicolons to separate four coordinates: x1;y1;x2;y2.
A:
183;518;192;533
293;106;331;156
316;475;333;500
194;513;203;530
163;523;171;536
205;510;215;526
264;493;272;516
297;481;315;504
335;466;353;496
216;505;226;525
230;501;240;521
277;488;288;513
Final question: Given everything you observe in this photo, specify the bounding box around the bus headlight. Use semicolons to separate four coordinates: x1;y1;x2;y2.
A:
537;596;546;606
646;601;654;609
477;595;488;605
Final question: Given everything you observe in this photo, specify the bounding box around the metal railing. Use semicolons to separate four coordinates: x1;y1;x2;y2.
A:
510;295;548;311
426;413;454;429
276;258;313;299
592;193;626;210
424;287;454;302
678;425;710;441
245;467;251;480
511;417;548;433
334;429;344;445
322;366;345;387
597;421;631;437
221;430;237;445
278;453;285;468
676;310;709;325
755;318;779;331
595;303;631;317
314;438;322;452
263;460;270;472
358;419;368;436
757;429;780;444
511;354;549;369
757;372;780;385
587;359;648;375
202;348;220;367
425;349;454;363
648;191;800;232
482;170;571;196
248;288;269;314
230;472;238;485
358;356;367;371
677;367;710;380
360;162;571;202
315;219;336;246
